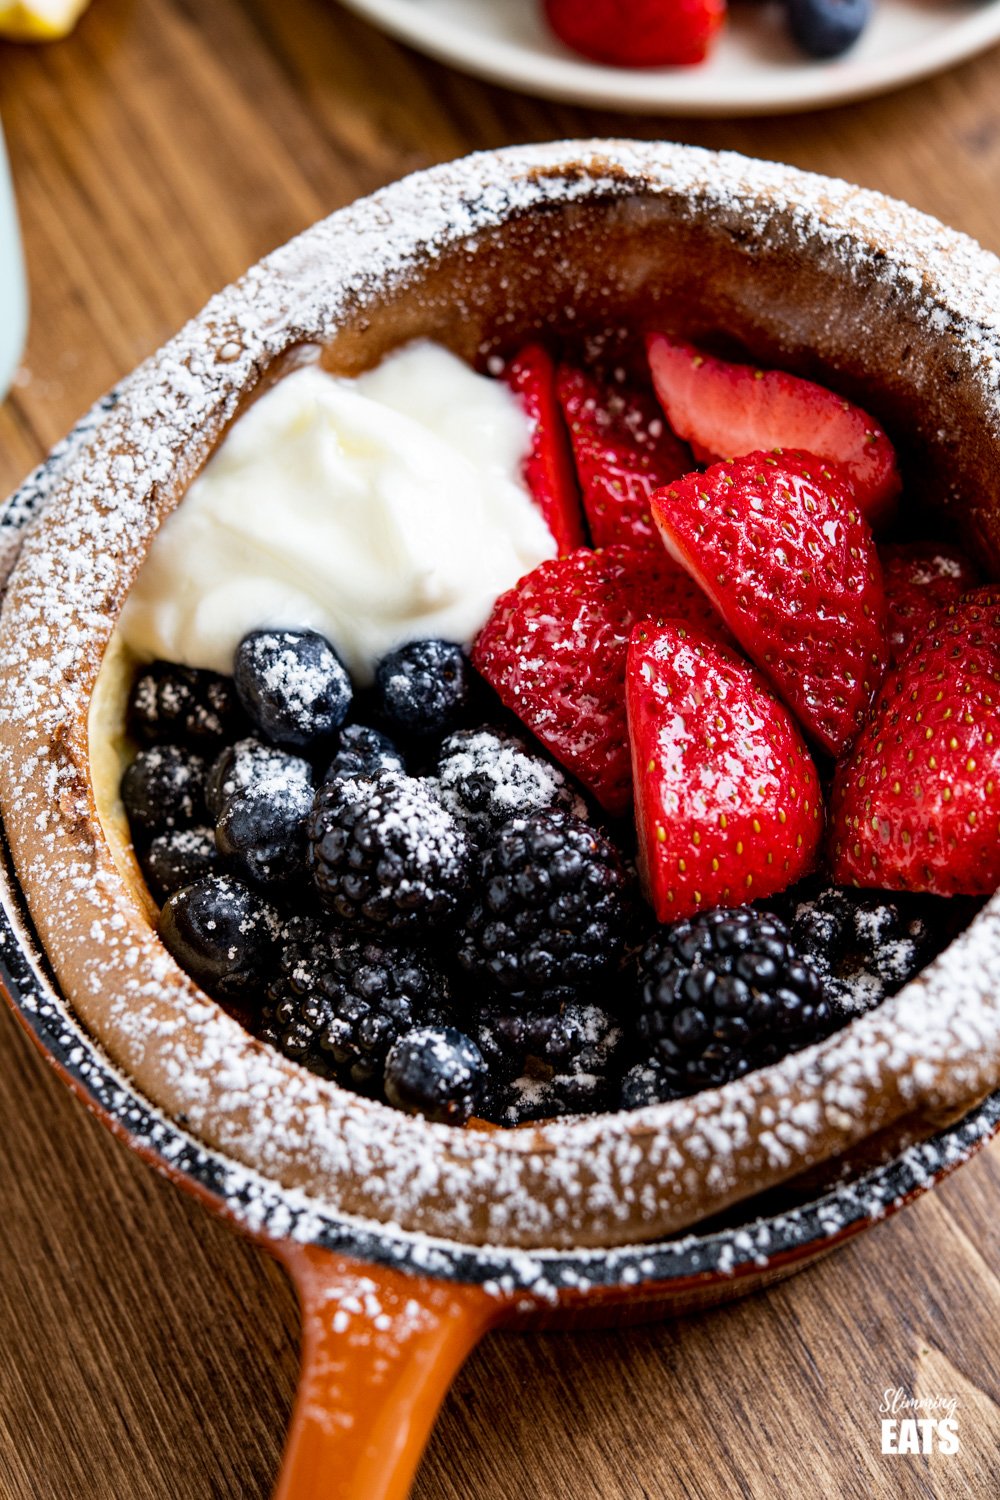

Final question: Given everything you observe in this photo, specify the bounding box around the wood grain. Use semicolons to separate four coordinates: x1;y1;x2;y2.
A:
1;3;999;1495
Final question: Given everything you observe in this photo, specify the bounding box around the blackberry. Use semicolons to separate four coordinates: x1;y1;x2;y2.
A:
159;875;276;1001
308;771;472;935
632;907;831;1100
261;921;453;1091
234;629;352;750
206;737;313;820
128;662;245;746
121;744;207;841
456;811;629;997
437;727;587;838
374;640;472;744
475;997;624;1124
325;724;405;782
215;778;314;888
140;826;219;902
384;1027;487;1125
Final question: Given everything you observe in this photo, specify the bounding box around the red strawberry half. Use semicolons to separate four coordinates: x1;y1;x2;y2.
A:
880;540;981;663
543;0;725;67
627;620;822;921
556;362;692;550
504;344;585;554
651;449;889;757
647;334;902;531
472;546;724;814
828;588;1000;895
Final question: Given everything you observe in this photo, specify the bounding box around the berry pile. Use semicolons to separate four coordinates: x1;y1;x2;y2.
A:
122;327;986;1128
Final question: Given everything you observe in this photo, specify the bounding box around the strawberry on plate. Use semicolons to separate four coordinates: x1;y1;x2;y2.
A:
556;362;692;550
651;449;889;757
542;0;725;67
647;334;902;531
828;588;1000;895
472;546;724;815
880;540;980;663
504;344;585;555
627;620;822;921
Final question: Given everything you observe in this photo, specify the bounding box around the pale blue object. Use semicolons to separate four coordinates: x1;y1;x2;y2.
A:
0;123;27;405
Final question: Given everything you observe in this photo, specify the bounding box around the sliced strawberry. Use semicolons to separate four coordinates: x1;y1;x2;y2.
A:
556;362;692;550
880;540;981;663
828;589;1000;895
472;546;724;815
542;0;725;66
504;344;585;554
647;334;902;531
627;620;822;921
651;449;889;757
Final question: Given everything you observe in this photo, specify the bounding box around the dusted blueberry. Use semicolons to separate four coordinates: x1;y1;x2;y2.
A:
158;875;276;1000
383;1026;487;1125
206;737;313;819
786;0;870;56
128;662;245;746
437;726;587;838
141;826;219;902
619;1059;671;1110
374;640;472;743
121;744;207;840
234;629;352;749
324;724;405;783
215;779;314;887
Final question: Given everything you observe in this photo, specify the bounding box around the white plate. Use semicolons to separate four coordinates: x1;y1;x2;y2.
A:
336;0;1000;115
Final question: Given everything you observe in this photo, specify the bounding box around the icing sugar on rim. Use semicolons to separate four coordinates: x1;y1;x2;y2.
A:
1;141;1000;1252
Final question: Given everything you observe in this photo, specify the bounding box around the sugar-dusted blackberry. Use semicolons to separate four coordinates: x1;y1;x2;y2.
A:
140;826;219;902
234;629;352;750
308;771;472;935
632;907;831;1099
121;744;207;841
215;778;314;888
159;875;276;1000
374;640;472;744
325;724;405;783
384;1027;487;1126
206;737;313;820
128;661;245;746
475;998;624;1124
262;921;453;1090
437;726;587;838
456;811;629;997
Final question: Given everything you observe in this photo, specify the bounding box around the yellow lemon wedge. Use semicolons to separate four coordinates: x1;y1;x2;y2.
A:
0;0;91;40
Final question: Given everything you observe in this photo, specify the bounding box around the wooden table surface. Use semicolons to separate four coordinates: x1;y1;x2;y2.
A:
1;4;1000;1496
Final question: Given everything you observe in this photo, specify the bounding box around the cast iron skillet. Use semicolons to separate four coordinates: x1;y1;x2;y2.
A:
1;399;998;1500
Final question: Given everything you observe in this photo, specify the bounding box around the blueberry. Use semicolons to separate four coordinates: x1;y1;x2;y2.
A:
234;630;352;749
215;779;314;888
121;745;207;840
158;875;276;1000
128;662;245;746
140;826;219;902
383;1026;487;1125
206;737;313;820
786;0;871;57
324;724;405;782
374;640;472;744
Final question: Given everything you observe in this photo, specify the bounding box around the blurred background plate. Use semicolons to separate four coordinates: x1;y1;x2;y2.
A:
336;0;1000;116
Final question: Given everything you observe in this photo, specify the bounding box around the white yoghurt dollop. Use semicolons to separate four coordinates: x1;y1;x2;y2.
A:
116;340;556;682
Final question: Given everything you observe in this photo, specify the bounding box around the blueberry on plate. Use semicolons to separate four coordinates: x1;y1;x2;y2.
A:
215;778;315;888
234;629;352;750
786;0;871;58
158;874;276;1000
128;661;245;746
374;640;472;744
206;737;313;820
383;1026;487;1125
121;744;207;841
324;723;405;782
140;826;219;902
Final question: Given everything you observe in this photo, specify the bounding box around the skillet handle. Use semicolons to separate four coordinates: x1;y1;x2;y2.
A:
274;1243;504;1500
